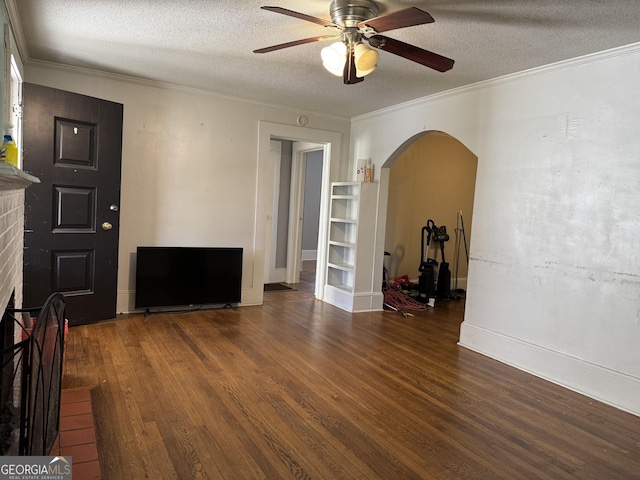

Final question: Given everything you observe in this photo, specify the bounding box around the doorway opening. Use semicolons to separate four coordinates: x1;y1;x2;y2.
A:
255;122;342;305
264;140;324;290
290;142;323;284
382;131;478;301
264;139;325;290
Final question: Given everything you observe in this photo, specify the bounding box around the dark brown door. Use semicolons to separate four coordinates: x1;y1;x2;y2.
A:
22;83;123;326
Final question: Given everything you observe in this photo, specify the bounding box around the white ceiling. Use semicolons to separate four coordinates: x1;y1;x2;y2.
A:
9;0;640;118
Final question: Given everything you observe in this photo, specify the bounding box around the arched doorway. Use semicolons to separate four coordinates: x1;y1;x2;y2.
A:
382;131;478;296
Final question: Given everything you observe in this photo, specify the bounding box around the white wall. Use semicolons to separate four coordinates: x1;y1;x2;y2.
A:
350;44;640;416
24;64;351;312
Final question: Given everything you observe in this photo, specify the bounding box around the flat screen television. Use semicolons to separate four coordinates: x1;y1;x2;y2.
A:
135;246;243;310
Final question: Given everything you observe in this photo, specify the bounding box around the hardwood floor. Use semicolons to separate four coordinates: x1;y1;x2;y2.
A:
62;263;640;479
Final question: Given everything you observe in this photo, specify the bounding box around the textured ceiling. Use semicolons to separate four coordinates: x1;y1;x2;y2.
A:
9;0;640;118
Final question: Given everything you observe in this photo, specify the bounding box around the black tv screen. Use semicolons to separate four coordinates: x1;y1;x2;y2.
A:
135;247;243;309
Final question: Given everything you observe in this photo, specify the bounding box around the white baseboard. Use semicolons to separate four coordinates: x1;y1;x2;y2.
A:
459;322;640;417
323;286;384;312
352;291;384;312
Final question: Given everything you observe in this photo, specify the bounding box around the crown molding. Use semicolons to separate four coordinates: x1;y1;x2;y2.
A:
4;0;30;65
352;41;640;122
25;58;350;123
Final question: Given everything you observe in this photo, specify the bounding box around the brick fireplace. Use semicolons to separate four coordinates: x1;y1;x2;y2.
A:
1;172;57;455
0;185;27;455
0;187;26;314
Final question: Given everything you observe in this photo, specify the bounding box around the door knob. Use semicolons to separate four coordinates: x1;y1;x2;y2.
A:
102;222;113;230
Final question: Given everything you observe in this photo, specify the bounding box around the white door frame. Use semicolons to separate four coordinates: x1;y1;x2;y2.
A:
254;122;341;304
286;142;324;284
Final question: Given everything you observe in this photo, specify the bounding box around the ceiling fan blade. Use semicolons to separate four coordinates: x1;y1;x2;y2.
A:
358;7;434;33
254;36;336;54
367;35;454;72
343;47;364;85
261;6;339;29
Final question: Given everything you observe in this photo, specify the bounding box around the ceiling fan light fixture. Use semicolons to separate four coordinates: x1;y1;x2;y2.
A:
323;61;345;76
356;65;376;78
256;3;455;83
354;42;378;76
321;41;347;76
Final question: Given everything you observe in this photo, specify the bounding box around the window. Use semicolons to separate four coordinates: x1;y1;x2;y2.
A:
9;53;21;167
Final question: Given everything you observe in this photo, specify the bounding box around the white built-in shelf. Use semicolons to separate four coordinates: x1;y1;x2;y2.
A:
329;217;357;223
0;163;40;190
331;195;358;200
328;240;356;249
326;282;352;293
324;181;379;311
327;262;354;272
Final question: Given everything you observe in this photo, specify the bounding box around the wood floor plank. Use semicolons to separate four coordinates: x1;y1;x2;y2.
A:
139;421;180;480
61;264;640;479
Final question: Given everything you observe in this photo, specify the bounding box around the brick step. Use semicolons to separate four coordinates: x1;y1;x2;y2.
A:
50;389;101;480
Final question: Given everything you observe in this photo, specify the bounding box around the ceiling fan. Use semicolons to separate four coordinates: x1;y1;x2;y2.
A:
253;0;454;84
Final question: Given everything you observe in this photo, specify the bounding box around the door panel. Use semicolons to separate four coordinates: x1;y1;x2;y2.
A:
53;186;96;231
23;83;123;325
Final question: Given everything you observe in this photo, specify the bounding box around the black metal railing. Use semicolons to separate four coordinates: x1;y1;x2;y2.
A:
0;310;30;455
1;293;66;456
